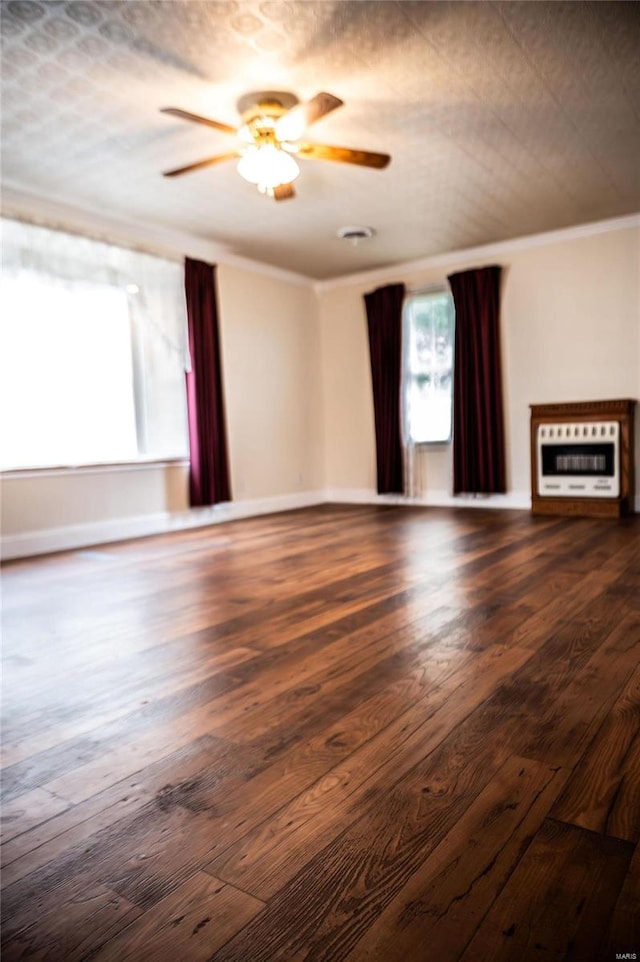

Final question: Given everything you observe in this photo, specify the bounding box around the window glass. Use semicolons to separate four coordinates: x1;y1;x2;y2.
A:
403;290;455;444
1;275;137;469
0;219;188;470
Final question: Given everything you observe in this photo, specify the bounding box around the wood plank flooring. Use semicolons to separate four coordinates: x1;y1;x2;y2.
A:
1;504;639;961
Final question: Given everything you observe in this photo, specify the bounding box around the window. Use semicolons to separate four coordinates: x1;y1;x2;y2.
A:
403;289;455;444
0;219;188;471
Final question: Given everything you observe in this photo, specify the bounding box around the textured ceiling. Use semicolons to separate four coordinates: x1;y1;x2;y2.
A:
1;0;639;279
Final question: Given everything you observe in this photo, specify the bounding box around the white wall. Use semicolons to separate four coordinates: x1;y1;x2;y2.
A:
317;221;640;507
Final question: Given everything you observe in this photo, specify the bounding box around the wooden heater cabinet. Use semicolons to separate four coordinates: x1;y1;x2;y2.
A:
530;399;636;518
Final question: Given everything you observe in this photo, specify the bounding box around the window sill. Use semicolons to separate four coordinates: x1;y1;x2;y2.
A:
1;457;189;479
409;440;452;448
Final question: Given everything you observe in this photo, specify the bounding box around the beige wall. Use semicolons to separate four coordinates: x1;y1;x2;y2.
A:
1;254;322;553
2;211;638;558
317;287;376;491
1;462;188;537
502;229;639;495
318;224;640;502
218;266;321;499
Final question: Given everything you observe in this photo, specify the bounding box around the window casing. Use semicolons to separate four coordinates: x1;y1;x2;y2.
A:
402;289;455;445
0;219;189;471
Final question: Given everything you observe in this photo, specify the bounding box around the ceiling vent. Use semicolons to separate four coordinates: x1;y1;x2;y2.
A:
337;226;375;246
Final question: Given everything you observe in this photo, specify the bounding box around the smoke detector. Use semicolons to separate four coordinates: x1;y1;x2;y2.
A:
337;226;375;246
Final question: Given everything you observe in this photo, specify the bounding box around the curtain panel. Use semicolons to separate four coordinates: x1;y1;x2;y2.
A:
184;257;232;507
448;265;506;495
364;282;406;495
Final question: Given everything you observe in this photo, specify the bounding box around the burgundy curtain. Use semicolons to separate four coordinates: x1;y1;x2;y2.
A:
184;257;231;507
448;265;506;495
364;283;406;494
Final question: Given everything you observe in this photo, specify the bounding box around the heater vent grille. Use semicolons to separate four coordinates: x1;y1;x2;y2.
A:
537;421;620;498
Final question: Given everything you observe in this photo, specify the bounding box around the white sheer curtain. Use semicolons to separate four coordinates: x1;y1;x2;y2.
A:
1;218;188;469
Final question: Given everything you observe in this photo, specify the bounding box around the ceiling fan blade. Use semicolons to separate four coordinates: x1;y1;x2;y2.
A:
161;107;237;136
296;142;391;169
273;183;296;201
163;152;239;177
276;92;343;142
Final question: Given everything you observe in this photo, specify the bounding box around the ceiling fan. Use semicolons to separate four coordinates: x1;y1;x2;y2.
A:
160;91;391;201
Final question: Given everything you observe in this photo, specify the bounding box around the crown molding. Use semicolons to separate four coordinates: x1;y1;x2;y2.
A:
3;185;637;294
312;213;640;294
0;185;314;289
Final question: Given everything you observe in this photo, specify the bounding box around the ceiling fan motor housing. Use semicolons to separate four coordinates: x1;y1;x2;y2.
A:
237;92;299;149
237;91;299;123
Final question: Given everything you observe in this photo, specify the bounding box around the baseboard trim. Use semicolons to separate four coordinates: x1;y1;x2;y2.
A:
0;491;324;561
5;486;636;561
323;488;532;511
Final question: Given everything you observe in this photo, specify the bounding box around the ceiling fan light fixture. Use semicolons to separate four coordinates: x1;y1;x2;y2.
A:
237;123;255;145
161;92;391;196
237;144;300;191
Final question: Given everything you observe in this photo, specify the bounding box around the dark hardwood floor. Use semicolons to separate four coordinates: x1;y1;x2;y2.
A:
1;504;639;961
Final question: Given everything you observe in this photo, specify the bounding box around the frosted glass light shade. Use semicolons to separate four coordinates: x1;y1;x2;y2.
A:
237;145;300;189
